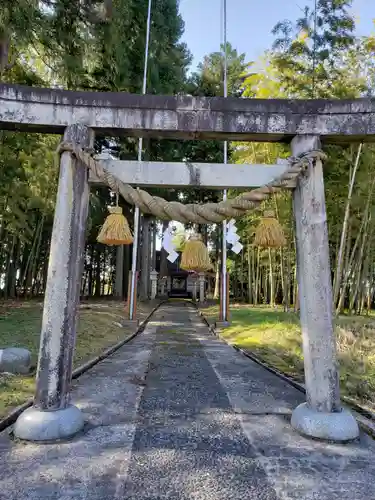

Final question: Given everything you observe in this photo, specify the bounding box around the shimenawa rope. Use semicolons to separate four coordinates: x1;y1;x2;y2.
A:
56;142;325;224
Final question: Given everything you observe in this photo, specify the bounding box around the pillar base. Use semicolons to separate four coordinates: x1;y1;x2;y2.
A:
291;402;359;442
14;404;84;442
215;320;231;329
121;319;139;329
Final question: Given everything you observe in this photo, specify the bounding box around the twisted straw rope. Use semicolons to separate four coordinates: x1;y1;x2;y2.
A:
57;142;325;224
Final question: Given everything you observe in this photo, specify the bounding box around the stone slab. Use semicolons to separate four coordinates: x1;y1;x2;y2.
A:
1;84;375;143
0;348;31;374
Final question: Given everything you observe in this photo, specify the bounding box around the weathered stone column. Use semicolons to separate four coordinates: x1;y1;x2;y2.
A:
291;135;358;442
192;277;197;302
199;273;205;303
14;124;94;442
160;277;167;297
150;270;158;300
140;215;151;300
151;219;157;271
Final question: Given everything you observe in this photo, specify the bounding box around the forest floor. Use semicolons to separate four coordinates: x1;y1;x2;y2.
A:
199;303;375;412
0;299;154;419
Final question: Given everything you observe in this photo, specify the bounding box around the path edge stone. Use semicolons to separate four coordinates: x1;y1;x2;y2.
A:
194;302;375;441
0;300;164;434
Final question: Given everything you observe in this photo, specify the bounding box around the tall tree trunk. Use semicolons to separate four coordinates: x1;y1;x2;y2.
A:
101;249;107;296
21;216;42;294
4;235;16;299
81;270;88;297
337;172;375;313
358;243;371;315
31;215;45;296
293;265;299;312
88;244;94;297
21;239;35;294
114;245;124;298
41;242;49;295
247;241;252;304
285;246;291;312
214;259;220;299
255;247;260;305
349;214;371;312
233;266;238;300
95;247;101;297
333;144;362;307
240;249;245;300
268;248;275;307
273;196;286;308
8;237;20;298
367;260;374;313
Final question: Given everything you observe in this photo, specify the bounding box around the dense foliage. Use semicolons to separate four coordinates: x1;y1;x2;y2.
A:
1;0;375;315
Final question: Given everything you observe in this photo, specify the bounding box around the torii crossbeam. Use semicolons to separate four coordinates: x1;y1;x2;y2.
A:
1;83;374;142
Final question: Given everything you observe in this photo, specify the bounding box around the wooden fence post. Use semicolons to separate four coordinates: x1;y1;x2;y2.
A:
14;124;94;442
291;135;358;441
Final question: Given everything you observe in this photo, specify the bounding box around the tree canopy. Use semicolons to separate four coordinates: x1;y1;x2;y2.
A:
1;0;375;315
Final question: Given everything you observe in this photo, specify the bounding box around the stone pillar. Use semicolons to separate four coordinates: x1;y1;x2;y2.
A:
192;277;197;301
140;215;151;300
160;277;166;297
151;219;157;271
150;270;158;300
199;272;205;303
290;135;358;442
14;124;94;442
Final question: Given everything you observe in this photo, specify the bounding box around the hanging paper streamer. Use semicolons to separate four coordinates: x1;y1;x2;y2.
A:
226;219;243;254
162;227;178;263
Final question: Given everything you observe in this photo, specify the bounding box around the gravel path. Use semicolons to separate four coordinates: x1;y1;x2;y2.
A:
0;301;374;499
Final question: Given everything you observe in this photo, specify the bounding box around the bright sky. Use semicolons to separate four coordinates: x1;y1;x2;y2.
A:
179;0;374;72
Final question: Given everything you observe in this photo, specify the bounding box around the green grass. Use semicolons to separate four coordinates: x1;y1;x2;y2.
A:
201;303;375;410
0;301;133;418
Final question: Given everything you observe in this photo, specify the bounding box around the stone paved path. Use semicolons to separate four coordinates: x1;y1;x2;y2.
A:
0;301;375;499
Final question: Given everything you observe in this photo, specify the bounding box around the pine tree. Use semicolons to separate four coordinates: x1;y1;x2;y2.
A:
272;0;357;97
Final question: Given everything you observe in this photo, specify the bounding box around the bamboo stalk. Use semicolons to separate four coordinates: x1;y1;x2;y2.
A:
333;143;363;307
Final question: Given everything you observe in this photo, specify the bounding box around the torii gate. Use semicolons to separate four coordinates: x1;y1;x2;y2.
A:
2;84;372;443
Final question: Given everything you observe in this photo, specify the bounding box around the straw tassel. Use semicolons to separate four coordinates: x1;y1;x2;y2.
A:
97;206;133;245
180;233;212;272
254;210;286;248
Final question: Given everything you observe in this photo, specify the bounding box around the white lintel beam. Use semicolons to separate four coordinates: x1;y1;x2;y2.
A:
89;160;289;189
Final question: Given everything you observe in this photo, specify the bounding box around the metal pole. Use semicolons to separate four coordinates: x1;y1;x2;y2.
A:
221;0;228;322
129;0;152;319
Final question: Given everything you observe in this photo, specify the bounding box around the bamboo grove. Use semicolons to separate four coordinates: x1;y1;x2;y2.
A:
1;1;375;315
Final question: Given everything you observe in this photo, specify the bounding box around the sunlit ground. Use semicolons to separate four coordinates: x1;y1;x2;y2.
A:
0;301;146;418
200;303;375;411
